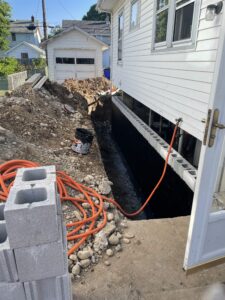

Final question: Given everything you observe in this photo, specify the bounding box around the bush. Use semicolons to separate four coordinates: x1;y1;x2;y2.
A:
0;57;24;76
31;58;46;69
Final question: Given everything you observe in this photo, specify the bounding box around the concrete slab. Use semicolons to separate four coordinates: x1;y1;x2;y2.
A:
72;217;225;300
0;281;26;300
5;182;59;248
24;273;72;300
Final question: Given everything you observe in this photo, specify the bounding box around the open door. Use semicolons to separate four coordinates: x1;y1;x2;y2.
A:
184;15;225;270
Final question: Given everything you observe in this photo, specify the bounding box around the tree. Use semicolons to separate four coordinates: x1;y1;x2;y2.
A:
0;0;11;51
82;4;110;21
48;25;63;38
0;57;24;76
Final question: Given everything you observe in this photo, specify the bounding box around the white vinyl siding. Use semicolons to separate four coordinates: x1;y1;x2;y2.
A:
7;44;43;59
47;29;104;82
111;0;223;141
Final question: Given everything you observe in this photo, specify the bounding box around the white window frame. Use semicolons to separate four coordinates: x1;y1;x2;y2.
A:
130;0;141;31
118;9;124;63
152;0;200;51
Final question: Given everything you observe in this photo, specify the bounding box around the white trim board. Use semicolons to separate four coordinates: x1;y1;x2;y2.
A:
112;96;197;191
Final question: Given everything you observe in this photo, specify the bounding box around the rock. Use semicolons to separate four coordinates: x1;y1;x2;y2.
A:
80;259;91;269
103;202;110;210
83;175;94;184
124;233;135;239
102;223;116;237
123;238;130;244
106;249;114;257
72;264;81;276
108;234;120;246
120;221;128;228
93;231;108;252
0;136;6;143
104;261;111;266
107;212;114;221
99;181;112;195
116;232;122;239
115;244;122;252
74;211;82;221
69;254;77;262
82;203;91;209
78;250;92;260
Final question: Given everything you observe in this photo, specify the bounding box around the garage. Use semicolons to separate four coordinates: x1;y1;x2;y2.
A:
43;26;108;82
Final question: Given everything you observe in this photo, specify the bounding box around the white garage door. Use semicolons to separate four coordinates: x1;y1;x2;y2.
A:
54;49;96;82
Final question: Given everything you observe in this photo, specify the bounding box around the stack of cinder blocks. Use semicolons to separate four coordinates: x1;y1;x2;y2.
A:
0;166;72;300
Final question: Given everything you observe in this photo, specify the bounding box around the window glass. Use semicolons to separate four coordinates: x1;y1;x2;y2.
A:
155;0;169;43
118;12;124;61
173;0;194;41
76;58;95;64
56;57;75;64
155;10;168;43
157;0;169;10
131;0;140;30
11;33;16;41
21;53;28;59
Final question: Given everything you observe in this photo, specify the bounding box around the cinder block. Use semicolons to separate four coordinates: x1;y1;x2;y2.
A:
24;273;72;300
14;166;56;187
4;182;59;248
0;211;18;282
0;282;26;300
14;218;67;282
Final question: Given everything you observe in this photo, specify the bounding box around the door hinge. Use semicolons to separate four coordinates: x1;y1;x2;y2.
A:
203;109;225;147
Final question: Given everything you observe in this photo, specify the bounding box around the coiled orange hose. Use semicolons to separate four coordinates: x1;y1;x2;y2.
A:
0;121;180;255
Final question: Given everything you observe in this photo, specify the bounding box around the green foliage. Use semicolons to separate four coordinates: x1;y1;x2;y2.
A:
0;57;24;76
82;4;110;21
0;0;11;51
48;25;63;38
31;58;46;69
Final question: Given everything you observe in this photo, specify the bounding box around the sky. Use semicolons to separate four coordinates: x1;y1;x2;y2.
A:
7;0;97;27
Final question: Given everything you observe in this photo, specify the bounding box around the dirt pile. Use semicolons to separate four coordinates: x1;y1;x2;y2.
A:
64;77;110;106
0;78;136;281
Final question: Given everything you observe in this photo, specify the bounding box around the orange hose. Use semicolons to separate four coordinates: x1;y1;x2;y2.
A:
0;121;180;255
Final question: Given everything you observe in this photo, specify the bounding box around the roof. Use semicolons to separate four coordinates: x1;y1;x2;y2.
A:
42;25;108;49
6;42;45;55
10;20;39;34
62;20;110;37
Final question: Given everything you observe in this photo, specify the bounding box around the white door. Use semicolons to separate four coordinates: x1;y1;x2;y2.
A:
184;17;225;270
54;49;96;82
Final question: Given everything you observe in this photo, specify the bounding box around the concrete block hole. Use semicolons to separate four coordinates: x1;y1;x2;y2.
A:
0;223;7;244
0;205;5;221
15;188;47;205
22;169;47;182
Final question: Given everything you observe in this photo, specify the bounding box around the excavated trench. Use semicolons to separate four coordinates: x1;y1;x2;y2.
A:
91;97;193;220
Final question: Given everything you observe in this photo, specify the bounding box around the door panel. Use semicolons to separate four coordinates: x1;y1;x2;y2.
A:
184;14;225;270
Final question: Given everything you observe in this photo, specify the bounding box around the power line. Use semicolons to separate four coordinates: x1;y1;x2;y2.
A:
56;0;75;19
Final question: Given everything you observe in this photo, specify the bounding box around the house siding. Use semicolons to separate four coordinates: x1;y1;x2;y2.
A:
111;0;223;141
47;30;104;81
8;44;43;59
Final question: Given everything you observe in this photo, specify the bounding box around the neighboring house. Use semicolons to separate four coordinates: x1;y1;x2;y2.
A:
97;0;225;271
62;20;111;69
0;19;45;62
42;26;108;82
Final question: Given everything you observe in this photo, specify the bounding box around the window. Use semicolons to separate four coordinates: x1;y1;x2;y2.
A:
21;53;29;59
76;58;95;64
155;0;169;43
56;57;75;64
130;0;140;30
173;0;194;41
11;33;16;41
118;11;124;61
154;0;197;49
